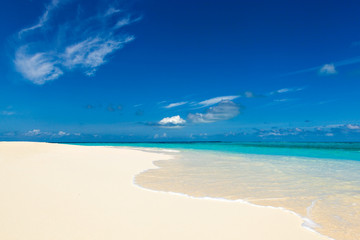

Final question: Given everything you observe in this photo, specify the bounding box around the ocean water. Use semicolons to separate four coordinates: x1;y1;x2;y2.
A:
68;142;360;240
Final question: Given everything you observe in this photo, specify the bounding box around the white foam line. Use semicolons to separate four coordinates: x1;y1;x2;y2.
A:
134;181;334;240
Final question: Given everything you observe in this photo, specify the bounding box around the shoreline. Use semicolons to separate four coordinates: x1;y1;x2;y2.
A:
133;145;360;240
130;147;332;239
0;142;331;240
134;180;328;237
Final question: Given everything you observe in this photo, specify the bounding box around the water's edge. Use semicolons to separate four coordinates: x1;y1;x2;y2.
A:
128;146;334;240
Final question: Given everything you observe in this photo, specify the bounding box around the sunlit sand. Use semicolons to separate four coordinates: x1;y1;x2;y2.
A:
0;142;328;240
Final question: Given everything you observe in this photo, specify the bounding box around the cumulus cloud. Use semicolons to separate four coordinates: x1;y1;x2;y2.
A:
13;0;139;84
164;101;188;108
197;95;240;108
188;100;241;123
23;129;74;137
58;131;70;136
143;115;186;128
347;124;360;130
158;115;186;127
319;64;337;75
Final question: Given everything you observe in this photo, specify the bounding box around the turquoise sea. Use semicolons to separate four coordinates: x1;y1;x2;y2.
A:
67;142;360;240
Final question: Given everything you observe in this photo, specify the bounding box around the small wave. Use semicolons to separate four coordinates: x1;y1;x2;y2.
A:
302;217;321;230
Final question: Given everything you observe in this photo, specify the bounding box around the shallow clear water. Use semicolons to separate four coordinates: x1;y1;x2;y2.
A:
67;142;360;240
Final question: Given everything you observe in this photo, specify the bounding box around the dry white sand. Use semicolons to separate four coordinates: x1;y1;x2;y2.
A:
0;142;329;240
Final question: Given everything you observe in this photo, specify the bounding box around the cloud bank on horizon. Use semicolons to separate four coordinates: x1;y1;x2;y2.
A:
13;0;140;85
6;122;360;142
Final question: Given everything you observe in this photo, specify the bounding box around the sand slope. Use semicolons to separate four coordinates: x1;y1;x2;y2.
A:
0;142;329;240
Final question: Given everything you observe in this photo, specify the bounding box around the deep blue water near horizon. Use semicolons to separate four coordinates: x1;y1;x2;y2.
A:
65;141;360;240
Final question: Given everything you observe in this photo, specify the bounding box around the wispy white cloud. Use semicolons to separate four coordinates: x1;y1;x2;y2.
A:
275;88;291;93
274;98;291;102
105;7;121;16
0;110;15;116
14;48;63;84
256;128;304;138
18;0;61;37
279;56;360;77
269;87;304;95
319;63;337;75
0;106;16;116
164;101;188;109
13;1;139;84
244;91;255;98
335;56;360;67
237;91;265;98
197;95;240;108
115;15;142;29
188;100;241;123
62;36;134;76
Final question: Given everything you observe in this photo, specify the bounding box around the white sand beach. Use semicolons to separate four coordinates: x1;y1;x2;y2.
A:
0;142;329;240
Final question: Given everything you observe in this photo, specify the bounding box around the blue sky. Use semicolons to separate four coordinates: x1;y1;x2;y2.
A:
1;0;360;142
